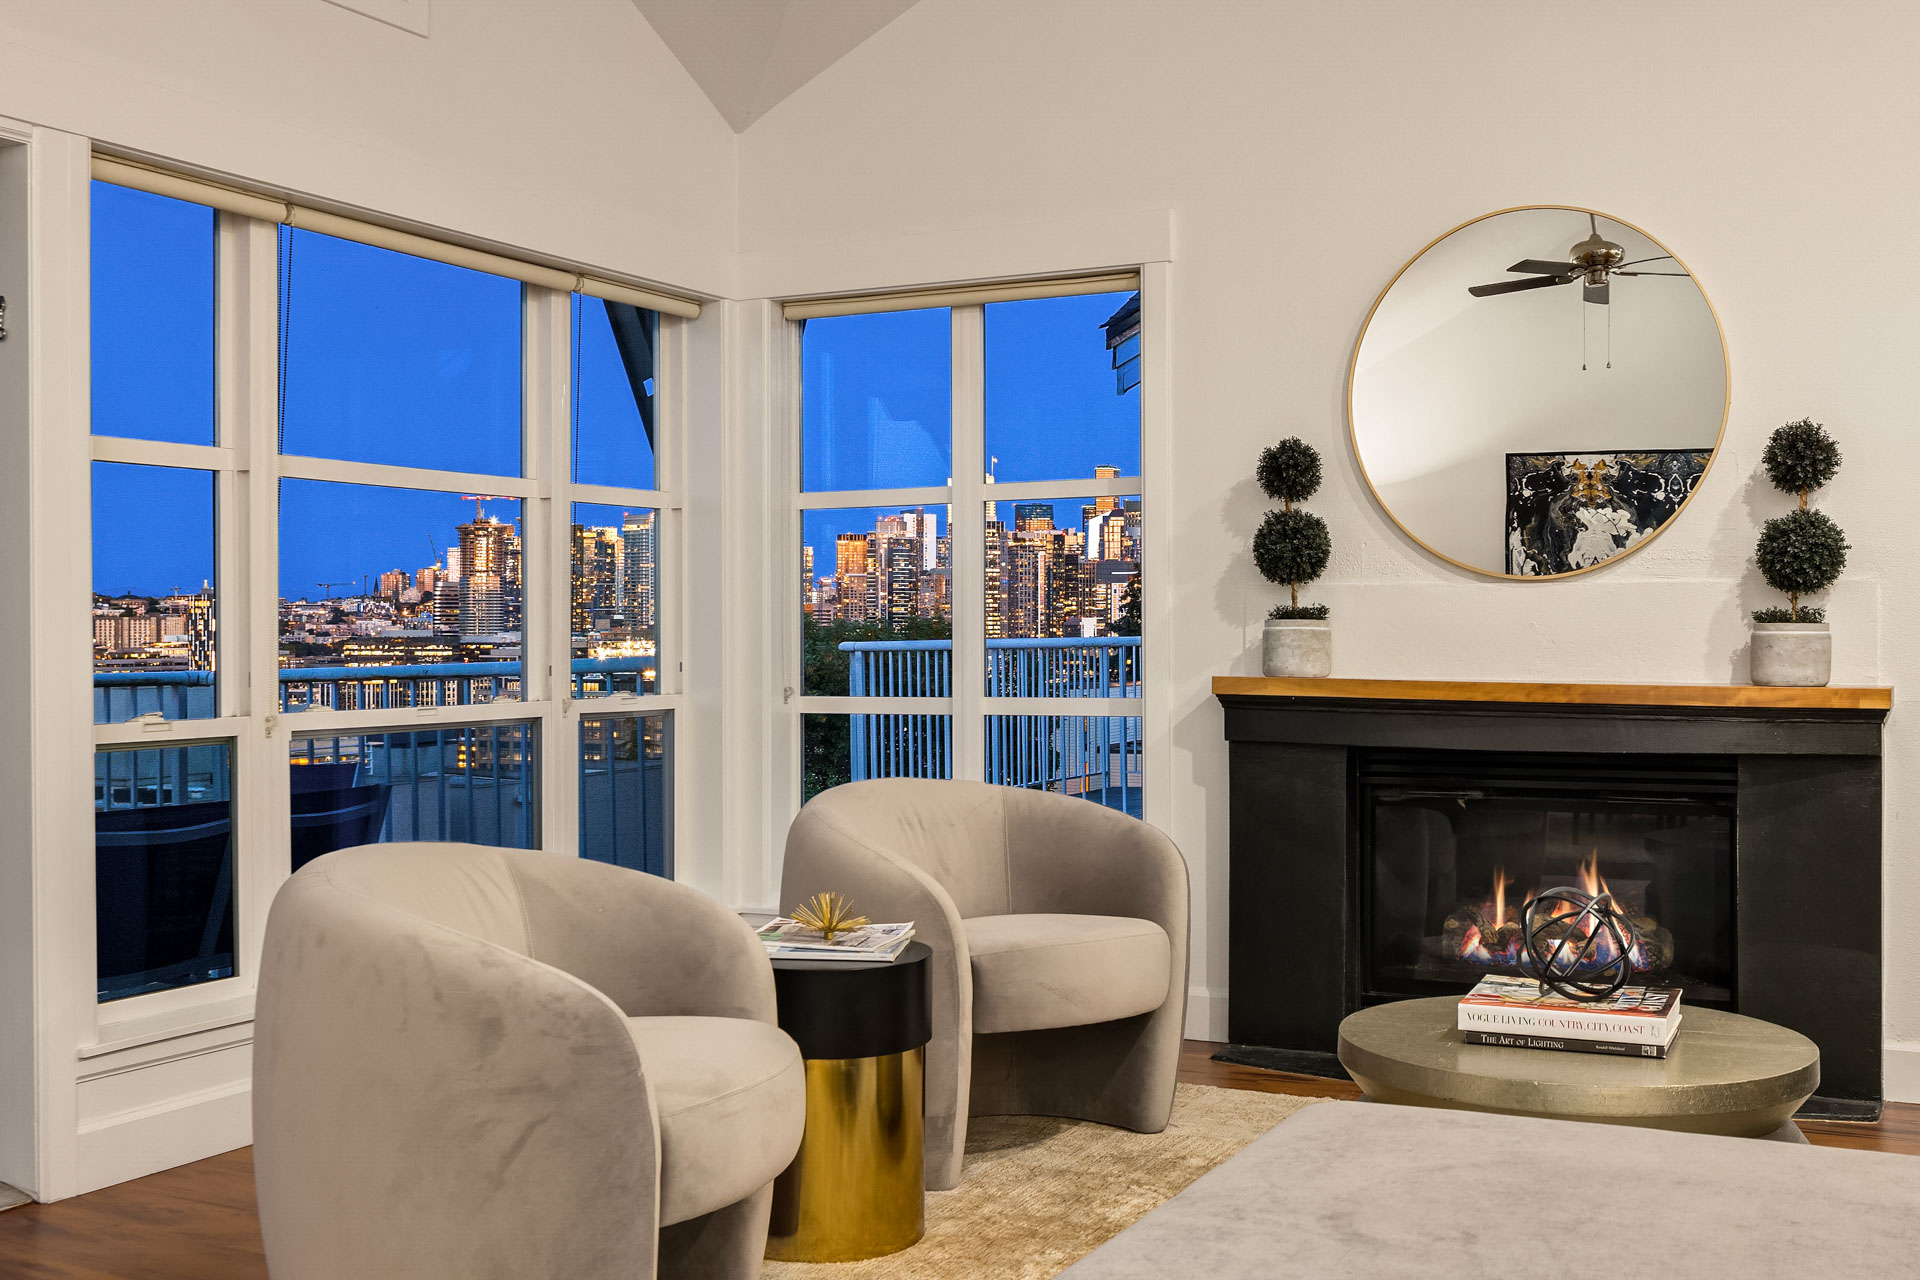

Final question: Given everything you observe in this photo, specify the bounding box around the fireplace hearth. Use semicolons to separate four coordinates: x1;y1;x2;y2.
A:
1215;677;1889;1119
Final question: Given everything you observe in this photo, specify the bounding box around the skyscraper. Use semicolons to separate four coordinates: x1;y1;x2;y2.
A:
571;524;622;634
621;510;657;629
457;514;516;635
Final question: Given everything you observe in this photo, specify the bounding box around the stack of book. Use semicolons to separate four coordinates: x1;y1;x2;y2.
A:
1456;973;1684;1058
758;918;915;962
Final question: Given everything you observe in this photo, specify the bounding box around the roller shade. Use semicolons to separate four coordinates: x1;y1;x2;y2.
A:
92;156;702;319
782;271;1141;321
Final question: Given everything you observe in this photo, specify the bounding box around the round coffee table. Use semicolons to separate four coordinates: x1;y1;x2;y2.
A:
765;941;931;1263
1337;998;1820;1141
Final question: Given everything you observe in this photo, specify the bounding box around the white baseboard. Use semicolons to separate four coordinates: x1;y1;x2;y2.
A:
1184;986;1226;1042
1886;1041;1920;1104
74;1082;252;1195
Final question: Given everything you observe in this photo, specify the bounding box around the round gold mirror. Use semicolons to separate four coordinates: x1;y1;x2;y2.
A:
1348;206;1728;579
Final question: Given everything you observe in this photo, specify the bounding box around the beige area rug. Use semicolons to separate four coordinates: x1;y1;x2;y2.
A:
762;1084;1324;1280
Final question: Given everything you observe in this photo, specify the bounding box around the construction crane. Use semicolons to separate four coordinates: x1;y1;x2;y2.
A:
315;581;357;600
461;494;513;522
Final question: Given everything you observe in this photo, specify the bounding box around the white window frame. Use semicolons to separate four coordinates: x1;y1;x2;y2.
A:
81;188;690;1052
780;267;1171;830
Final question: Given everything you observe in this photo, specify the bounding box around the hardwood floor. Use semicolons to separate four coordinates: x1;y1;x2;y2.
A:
2;1041;1914;1278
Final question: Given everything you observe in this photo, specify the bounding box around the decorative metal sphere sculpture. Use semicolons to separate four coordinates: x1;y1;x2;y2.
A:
1520;887;1641;1002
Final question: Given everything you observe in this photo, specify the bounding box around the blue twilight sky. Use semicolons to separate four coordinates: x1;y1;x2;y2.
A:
89;181;1133;601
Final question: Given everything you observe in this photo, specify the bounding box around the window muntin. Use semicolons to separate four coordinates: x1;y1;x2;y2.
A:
984;292;1140;483
92;462;218;724
572;502;659;698
289;723;539;864
277;481;523;707
277;227;524;476
579;713;671;874
572;297;659;490
95;743;236;1001
801;308;952;492
90;182;216;446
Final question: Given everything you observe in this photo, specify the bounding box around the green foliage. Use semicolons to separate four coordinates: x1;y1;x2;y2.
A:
1254;508;1331;590
1268;603;1331;620
1755;508;1849;598
1761;418;1842;498
1116;574;1142;637
1751;605;1826;624
800;616;952;802
1257;437;1324;505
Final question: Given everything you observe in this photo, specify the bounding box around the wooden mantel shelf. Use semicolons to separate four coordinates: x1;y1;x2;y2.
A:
1212;676;1892;712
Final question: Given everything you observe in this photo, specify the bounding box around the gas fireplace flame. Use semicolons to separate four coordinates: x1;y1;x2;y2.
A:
1443;850;1673;978
1576;852;1612;901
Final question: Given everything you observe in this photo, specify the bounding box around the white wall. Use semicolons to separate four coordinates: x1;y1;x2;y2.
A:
737;0;1918;1091
0;0;738;295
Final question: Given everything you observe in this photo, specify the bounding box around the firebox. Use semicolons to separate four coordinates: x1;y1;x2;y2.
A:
1359;750;1736;1007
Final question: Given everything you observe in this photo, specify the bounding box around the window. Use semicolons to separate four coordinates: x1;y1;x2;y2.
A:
94;743;235;1001
289;725;539;869
278;228;524;475
83;172;685;1023
91;184;215;446
91;463;219;723
579;713;670;874
573;296;658;490
793;287;1148;813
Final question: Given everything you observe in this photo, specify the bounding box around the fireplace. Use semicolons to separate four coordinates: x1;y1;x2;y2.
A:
1215;677;1889;1120
1361;750;1736;1007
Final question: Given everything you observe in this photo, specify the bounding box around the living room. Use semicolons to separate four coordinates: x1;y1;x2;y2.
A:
2;2;1916;1277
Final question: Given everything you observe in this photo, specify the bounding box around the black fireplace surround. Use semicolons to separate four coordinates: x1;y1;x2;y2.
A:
1217;682;1888;1120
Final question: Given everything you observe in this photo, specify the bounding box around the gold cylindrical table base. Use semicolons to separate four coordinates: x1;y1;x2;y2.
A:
765;1047;925;1263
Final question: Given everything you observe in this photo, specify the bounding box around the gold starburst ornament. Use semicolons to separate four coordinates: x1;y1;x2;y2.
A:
791;891;869;941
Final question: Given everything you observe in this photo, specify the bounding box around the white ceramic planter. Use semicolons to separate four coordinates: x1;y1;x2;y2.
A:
1262;617;1332;678
1749;621;1831;687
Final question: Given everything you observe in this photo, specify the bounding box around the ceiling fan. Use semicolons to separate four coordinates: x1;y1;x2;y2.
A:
1467;213;1690;305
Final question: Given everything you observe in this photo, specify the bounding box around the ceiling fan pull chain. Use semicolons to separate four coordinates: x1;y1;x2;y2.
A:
1582;301;1589;372
1606;301;1613;370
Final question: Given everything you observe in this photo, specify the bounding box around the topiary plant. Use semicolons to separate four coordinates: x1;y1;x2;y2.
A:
1752;418;1848;623
1254;437;1331;618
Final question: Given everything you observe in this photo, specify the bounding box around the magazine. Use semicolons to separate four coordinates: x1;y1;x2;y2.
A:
759;918;915;962
1457;974;1684;1045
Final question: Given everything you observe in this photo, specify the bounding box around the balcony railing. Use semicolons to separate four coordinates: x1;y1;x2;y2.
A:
839;637;1143;815
93;656;656;724
95;660;666;858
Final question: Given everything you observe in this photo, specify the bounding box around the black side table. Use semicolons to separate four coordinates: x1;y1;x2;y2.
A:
765;940;931;1263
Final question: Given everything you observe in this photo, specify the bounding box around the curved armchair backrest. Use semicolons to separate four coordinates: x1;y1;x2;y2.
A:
314;841;536;952
800;779;1013;918
801;779;1181;920
295;842;776;1022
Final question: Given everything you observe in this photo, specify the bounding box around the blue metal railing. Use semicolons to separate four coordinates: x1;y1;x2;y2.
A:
840;637;1144;815
93;660;666;860
93;657;656;723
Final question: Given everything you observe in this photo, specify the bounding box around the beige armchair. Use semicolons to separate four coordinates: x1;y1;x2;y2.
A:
253;843;805;1280
781;780;1189;1191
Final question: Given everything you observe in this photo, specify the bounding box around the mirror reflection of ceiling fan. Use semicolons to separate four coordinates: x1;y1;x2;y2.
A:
1468;213;1690;305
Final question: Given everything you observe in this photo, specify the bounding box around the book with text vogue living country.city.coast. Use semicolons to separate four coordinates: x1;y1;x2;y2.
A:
1457;974;1684;1053
758;919;915;962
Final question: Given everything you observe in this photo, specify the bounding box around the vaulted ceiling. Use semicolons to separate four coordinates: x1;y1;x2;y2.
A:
631;0;920;132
